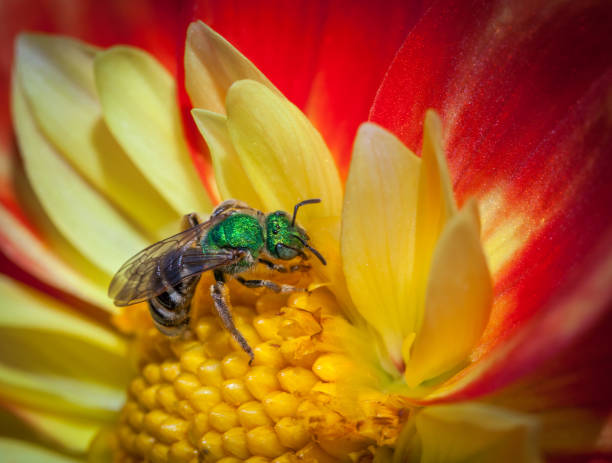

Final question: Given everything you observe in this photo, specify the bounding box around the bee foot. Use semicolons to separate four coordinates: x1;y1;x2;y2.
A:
279;284;302;293
290;264;311;272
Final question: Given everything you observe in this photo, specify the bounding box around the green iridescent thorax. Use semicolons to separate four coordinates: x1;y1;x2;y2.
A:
265;212;307;260
202;214;264;273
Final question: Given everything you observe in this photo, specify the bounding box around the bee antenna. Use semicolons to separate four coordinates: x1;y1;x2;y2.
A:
292;234;327;266
292;198;321;227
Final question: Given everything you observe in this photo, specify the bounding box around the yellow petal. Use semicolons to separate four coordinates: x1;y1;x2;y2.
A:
14;160;120;306
0;206;108;308
94;45;213;215
0;277;130;418
404;200;492;387
88;428;116;463
12;76;149;276
226;80;342;225
185;21;278;113
0;275;125;355
307;215;352;311
0;363;124;420
409;403;541;463
0;438;81;462
191;109;263;208
411;110;457;329
342;123;420;364
7;407;101;454
15;34;178;236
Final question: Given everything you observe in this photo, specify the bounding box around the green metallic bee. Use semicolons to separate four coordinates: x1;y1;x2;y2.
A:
108;199;326;361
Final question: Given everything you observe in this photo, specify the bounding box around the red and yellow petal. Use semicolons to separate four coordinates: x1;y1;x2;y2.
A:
0;0;185;282
0;204;110;307
469;277;612;458
186;0;423;171
184;21;278;115
430;232;612;403
1;1;611;460
370;0;612;396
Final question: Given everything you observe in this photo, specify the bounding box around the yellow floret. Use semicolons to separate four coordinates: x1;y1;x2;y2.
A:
113;274;406;462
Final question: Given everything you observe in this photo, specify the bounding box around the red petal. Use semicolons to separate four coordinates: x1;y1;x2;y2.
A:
1;0;181;71
370;0;612;391
417;235;612;459
455;252;612;457
433;231;612;402
184;0;425;172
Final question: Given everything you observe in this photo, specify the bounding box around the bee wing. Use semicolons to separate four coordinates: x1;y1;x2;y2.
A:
108;217;241;306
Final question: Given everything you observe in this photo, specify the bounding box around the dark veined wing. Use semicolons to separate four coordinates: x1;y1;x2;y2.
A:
108;218;243;306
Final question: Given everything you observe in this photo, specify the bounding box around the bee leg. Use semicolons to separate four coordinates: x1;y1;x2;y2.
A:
258;258;310;273
235;276;305;294
211;270;254;363
181;212;200;229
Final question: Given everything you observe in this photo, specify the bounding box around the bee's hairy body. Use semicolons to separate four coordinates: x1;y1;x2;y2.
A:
149;213;264;336
109;199;326;362
202;213;264;274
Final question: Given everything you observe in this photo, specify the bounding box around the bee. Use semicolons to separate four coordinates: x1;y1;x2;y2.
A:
108;199;326;361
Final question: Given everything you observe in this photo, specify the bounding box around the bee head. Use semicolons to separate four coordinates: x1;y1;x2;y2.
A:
265;199;326;265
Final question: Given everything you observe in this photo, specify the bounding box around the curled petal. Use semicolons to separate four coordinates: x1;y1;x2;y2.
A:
404;199;492;387
342;122;420;364
12;72;148;276
191;109;263;208
411;110;457;330
184;20;277;113
429;231;612;404
189;0;422;167
94;46;213;215
226;80;342;226
15;34;178;238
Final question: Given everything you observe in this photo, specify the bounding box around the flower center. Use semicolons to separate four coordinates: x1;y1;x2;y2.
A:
113;271;406;462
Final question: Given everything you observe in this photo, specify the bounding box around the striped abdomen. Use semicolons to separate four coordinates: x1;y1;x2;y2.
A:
148;275;200;336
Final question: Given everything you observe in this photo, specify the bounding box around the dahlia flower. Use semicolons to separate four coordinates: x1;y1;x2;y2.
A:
0;1;611;462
